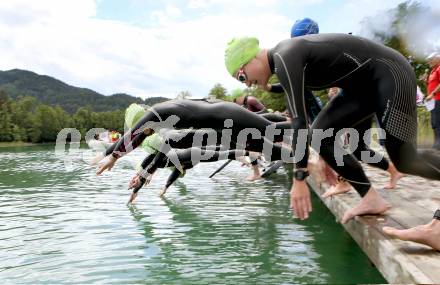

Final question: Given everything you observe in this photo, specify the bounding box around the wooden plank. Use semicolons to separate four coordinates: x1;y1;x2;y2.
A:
307;170;440;284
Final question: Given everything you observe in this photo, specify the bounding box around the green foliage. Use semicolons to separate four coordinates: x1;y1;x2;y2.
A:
0;69;168;143
228;76;287;111
209;83;228;100
0;93;15;142
176;91;192;100
0;69;169;114
0;92;126;143
361;1;430;87
228;88;244;101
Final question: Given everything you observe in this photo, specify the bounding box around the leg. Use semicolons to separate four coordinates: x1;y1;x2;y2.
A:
372;57;440;179
384;136;440;179
322;176;352;198
383;209;440;251
311;90;389;223
352;116;403;189
432;100;440;149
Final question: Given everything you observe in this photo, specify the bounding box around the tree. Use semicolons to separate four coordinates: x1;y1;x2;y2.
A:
33;105;60;142
229;88;244;101
0;95;14;142
73;106;94;137
238;75;286;111
176;91;192;100
360;1;430;81
0;89;9;106
208;83;228;100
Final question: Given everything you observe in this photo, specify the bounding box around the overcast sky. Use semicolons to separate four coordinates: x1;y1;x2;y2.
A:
0;0;438;99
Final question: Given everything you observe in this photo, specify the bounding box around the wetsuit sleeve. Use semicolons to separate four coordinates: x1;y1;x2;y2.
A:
145;152;167;174
104;132;146;157
112;109;161;158
104;139;118;156
112;132;148;158
272;47;309;169
269;83;285;93
140;153;157;169
165;168;182;189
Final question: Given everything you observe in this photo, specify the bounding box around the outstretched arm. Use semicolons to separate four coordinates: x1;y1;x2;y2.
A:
159;168;184;196
272;45;312;220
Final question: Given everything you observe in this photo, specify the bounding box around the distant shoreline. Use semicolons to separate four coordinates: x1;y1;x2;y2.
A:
0;142;39;148
0;142;61;148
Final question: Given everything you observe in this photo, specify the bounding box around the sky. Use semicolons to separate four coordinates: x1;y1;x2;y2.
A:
0;0;438;99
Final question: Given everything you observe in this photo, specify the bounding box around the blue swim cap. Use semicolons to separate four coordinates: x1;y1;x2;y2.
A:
291;18;319;38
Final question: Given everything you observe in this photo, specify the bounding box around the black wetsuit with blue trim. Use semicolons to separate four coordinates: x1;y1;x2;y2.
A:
269;33;440;196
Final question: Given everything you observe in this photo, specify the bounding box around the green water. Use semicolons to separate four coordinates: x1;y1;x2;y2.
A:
0;145;385;284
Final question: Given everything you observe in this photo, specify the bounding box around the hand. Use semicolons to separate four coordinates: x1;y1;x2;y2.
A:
90;153;105;165
159;186;168;197
290;180;312;220
128;174;141;189
96;155;117;175
128;191;138;204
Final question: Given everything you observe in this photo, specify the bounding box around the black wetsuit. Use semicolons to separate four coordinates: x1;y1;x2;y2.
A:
269;84;322;123
269;33;440;196
109;100;294;160
133;148;249;193
272;73;390;173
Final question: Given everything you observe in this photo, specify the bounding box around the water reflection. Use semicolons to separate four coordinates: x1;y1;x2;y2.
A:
0;145;385;283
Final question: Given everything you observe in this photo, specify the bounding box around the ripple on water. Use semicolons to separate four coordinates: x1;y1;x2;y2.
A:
0;147;385;284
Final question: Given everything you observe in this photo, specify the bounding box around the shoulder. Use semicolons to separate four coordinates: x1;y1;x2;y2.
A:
271;38;308;55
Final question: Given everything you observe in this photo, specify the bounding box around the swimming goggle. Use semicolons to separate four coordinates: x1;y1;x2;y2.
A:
236;66;247;83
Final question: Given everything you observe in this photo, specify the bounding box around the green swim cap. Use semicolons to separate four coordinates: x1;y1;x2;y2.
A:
124;103;163;154
225;37;260;76
125;103;145;129
141;133;163;154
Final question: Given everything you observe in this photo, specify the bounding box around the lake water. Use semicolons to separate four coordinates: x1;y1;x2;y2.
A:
0;144;385;283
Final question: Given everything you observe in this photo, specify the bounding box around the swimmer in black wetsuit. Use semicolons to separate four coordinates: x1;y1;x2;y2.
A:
269;18;403;195
231;95;287;180
224;34;440;234
95;99;295;175
127;148;249;202
91;101;298;201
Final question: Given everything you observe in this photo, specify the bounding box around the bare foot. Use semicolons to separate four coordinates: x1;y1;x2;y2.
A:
384;165;404;189
246;174;261;181
341;188;390;224
383;219;440;251
384;172;404;189
322;181;351;198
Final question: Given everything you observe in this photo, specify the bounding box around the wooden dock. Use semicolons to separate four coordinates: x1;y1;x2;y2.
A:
307;164;440;283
